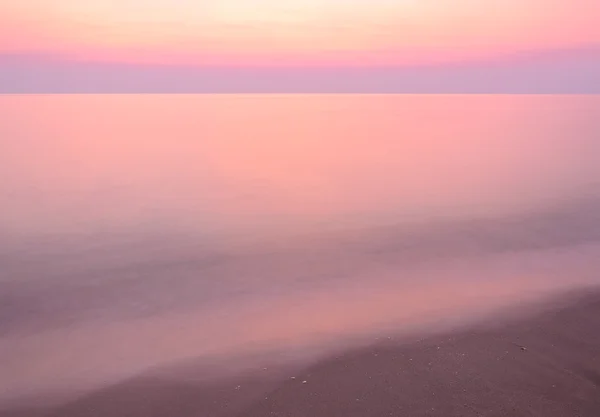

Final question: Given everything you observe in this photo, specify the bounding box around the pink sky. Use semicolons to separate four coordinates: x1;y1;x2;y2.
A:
1;0;600;66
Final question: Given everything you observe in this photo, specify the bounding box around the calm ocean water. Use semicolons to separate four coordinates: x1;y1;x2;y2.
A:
1;95;599;404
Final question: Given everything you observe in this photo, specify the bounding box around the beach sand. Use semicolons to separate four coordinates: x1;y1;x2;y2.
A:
2;290;599;417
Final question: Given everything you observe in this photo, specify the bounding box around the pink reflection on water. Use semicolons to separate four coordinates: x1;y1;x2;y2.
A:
0;95;598;238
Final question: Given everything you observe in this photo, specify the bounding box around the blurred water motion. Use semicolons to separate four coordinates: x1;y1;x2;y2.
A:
0;95;599;405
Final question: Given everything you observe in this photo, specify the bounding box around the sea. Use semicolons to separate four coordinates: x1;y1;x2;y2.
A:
1;94;599;405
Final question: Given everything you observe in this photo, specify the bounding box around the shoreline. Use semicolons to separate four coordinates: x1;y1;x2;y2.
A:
2;288;600;417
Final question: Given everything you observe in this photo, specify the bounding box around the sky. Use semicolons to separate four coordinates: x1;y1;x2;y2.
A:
1;0;599;92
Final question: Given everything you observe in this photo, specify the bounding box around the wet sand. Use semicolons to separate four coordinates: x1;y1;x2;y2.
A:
2;289;599;417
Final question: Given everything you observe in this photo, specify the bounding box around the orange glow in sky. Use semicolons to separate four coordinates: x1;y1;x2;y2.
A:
1;0;599;65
